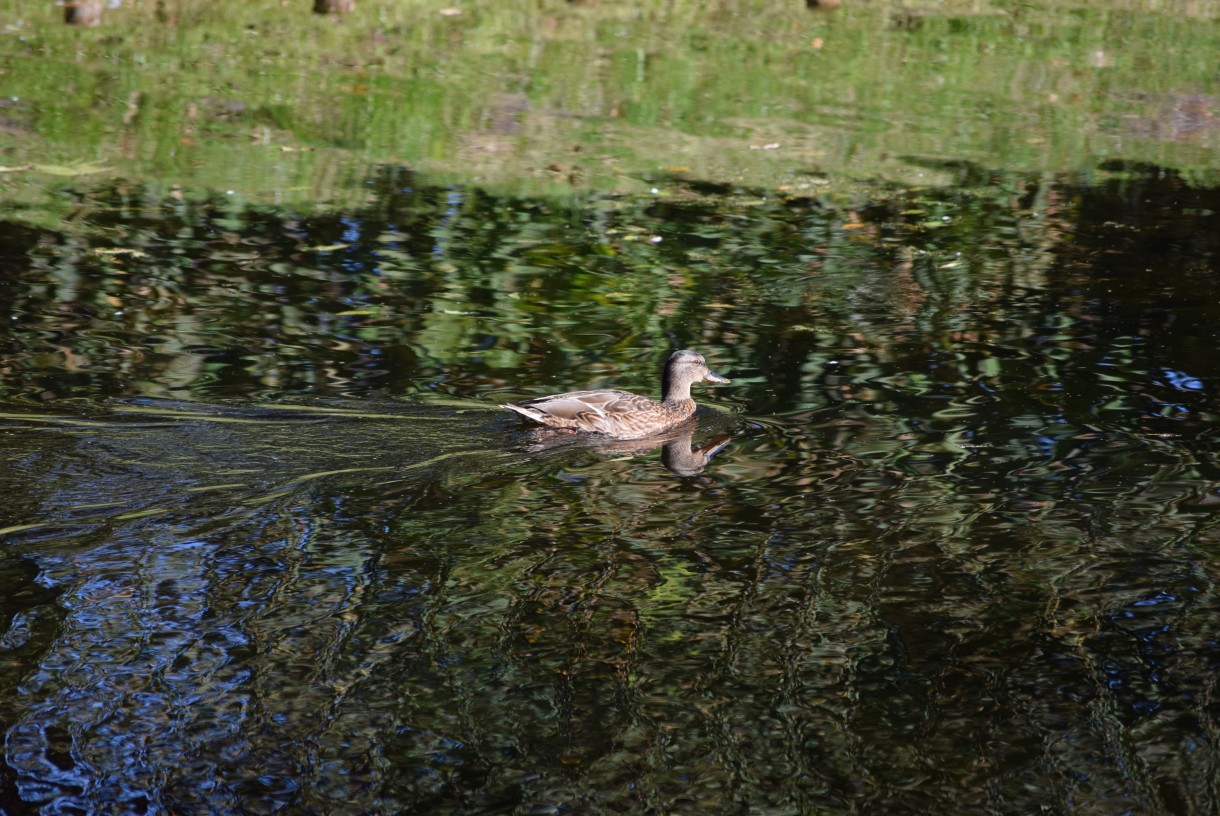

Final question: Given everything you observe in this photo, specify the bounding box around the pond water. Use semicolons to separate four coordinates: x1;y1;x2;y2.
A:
0;165;1218;814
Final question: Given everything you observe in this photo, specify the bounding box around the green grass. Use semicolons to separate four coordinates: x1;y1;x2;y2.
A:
0;0;1217;209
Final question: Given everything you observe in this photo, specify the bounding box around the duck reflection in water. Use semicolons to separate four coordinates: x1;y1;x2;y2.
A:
659;431;733;476
515;419;733;476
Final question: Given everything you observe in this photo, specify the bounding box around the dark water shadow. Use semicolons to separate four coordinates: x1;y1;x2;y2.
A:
0;397;513;542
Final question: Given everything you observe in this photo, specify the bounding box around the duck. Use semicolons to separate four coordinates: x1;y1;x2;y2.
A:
503;350;730;439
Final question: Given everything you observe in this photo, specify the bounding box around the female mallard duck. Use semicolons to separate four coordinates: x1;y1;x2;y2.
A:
503;350;730;439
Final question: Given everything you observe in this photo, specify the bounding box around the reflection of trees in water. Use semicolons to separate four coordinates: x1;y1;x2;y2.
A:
3;167;1215;411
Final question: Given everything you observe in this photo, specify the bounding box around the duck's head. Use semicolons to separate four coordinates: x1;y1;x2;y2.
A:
663;349;730;399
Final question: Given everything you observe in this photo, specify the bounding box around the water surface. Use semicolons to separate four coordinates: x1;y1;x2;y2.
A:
0;166;1218;813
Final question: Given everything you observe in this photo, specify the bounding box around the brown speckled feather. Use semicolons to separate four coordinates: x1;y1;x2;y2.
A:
503;350;729;439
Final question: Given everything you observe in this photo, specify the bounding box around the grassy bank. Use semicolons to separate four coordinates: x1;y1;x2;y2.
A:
0;0;1217;208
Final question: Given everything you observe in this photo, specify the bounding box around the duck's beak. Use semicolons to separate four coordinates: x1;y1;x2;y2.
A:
703;371;730;384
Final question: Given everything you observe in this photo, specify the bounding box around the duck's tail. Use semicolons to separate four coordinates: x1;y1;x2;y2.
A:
502;402;551;425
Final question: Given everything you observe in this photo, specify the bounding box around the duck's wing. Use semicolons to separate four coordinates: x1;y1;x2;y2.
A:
520;389;649;421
